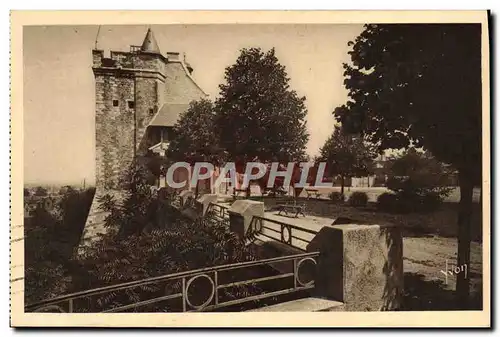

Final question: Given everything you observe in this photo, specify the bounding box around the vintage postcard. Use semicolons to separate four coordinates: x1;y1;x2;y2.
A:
10;10;490;327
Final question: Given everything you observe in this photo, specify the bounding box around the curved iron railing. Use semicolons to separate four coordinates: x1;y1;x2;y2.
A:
250;216;318;251
205;203;230;226
25;251;319;313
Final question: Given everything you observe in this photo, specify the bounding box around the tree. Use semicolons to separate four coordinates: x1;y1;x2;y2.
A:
385;148;453;211
214;47;309;196
34;186;48;197
167;99;224;197
72;164;261;312
318;127;376;195
334;24;482;307
24;187;95;305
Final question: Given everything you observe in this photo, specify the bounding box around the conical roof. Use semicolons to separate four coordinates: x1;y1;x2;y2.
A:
141;28;161;54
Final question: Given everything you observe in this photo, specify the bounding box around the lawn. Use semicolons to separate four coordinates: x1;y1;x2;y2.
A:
294;186;482;203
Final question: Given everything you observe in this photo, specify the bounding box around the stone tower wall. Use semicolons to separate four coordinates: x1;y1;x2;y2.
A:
80;49;166;249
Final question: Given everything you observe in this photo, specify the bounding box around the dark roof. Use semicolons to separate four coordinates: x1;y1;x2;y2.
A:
141;28;161;54
149;103;189;127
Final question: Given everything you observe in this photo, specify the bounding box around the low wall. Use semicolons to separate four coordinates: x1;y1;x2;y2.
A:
307;224;403;311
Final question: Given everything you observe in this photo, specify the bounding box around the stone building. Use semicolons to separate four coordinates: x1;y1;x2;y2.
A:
80;29;207;246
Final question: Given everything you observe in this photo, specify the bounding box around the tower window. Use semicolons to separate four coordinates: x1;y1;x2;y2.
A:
112;100;119;107
149;108;155;115
127;100;135;109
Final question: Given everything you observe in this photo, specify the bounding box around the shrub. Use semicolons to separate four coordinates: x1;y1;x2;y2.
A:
376;191;443;213
348;192;368;208
376;192;398;212
386;149;452;201
68;164;261;313
418;192;443;212
328;191;345;203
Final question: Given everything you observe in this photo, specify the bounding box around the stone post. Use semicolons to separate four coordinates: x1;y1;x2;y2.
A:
195;194;218;217
228;200;264;238
306;223;403;311
179;190;194;208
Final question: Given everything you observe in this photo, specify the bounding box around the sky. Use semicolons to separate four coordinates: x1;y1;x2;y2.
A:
23;24;364;186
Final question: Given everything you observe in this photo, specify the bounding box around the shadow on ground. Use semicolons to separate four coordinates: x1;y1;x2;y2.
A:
401;272;482;311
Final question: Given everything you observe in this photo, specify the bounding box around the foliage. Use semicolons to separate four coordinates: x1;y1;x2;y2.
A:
74;214;259;312
167;99;225;165
334;24;481;179
347;192;369;208
334;24;482;304
73;164;261;312
376;192;399;213
214;47;309;166
384;148;452;212
328;191;345;203
34;186;48;196
97;164;159;237
318;127;376;194
24;187;95;304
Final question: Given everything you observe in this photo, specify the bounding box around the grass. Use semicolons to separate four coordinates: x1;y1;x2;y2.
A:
318;202;482;242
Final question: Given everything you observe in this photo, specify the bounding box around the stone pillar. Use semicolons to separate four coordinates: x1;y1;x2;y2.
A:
195;194;218;217
179;190;194;208
306;223;403;311
228;200;264;238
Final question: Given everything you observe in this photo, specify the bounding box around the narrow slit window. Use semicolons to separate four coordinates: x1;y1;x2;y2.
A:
112;100;119;107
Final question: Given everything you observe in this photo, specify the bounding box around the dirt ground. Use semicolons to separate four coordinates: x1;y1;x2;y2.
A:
402;236;483;310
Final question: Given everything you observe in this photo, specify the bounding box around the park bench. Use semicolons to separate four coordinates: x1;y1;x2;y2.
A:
276;203;306;218
263;187;288;197
233;188;247;199
305;188;321;199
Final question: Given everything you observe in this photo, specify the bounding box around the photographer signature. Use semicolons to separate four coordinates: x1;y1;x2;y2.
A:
440;259;468;284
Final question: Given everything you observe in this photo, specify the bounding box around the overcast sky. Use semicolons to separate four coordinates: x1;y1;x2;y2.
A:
23;24;364;186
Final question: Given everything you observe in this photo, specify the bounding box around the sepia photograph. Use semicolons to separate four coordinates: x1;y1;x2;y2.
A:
10;10;490;327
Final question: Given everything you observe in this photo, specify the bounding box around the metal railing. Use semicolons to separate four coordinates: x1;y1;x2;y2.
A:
206;203;230;226
251;216;318;251
25;251;319;313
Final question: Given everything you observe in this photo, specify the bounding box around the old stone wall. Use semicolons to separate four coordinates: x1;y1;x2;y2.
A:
94;72;136;190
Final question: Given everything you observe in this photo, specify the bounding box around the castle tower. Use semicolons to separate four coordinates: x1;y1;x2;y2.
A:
80;29;207;250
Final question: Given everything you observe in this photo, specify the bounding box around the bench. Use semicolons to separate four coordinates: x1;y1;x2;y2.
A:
263;187;288;197
233;188;247;199
276;203;306;218
305;188;321;199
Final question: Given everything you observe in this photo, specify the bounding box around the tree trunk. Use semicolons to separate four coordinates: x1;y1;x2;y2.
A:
195;180;199;199
456;168;474;308
340;176;345;195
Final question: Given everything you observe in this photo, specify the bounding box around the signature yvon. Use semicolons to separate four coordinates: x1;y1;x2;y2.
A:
440;259;468;284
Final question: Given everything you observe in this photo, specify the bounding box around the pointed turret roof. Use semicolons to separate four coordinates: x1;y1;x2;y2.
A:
141;28;161;54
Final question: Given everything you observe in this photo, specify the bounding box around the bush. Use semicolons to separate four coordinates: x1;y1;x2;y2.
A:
328;191;345;203
418;192;443;212
385;149;452;201
376;191;443;213
376;192;399;212
348;192;368;208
